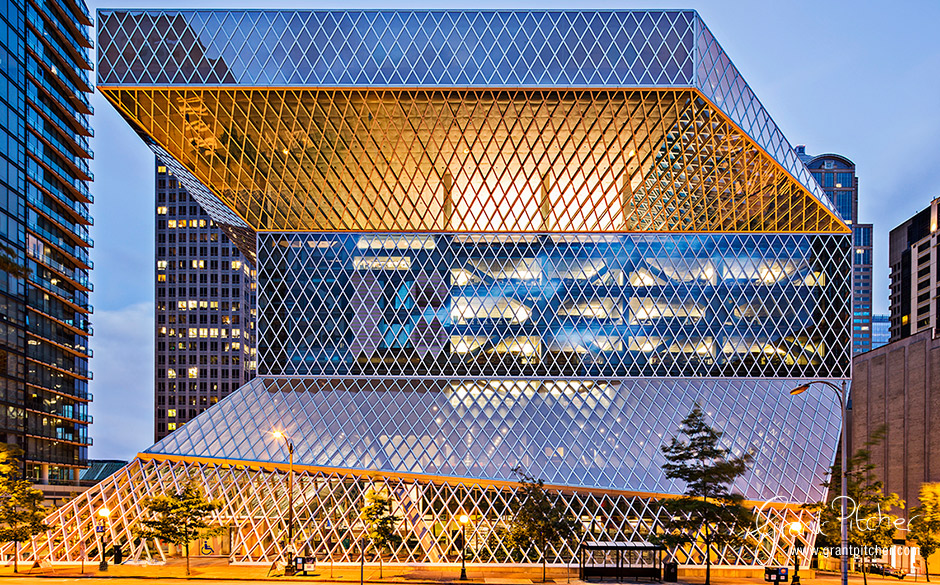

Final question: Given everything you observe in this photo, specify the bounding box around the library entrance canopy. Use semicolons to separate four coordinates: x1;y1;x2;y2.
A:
97;10;848;248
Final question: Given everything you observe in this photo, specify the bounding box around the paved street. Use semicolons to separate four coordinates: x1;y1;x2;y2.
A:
0;559;926;585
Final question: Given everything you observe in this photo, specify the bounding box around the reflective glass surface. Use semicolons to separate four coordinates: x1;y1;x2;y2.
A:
98;10;697;87
96;9;843;239
257;232;850;379
147;375;841;503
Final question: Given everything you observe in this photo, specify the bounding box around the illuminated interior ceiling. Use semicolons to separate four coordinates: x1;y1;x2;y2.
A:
97;9;848;240
103;88;846;234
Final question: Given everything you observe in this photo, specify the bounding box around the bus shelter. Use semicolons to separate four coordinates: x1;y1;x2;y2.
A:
580;541;664;582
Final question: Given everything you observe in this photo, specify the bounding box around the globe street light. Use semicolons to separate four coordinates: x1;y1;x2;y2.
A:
272;430;296;576
458;514;470;581
790;379;848;585
787;521;804;585
97;507;112;571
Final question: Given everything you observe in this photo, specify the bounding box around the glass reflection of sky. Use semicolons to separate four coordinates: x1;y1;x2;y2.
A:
258;232;850;379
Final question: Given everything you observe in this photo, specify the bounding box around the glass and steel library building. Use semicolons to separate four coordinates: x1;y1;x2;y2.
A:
14;10;851;566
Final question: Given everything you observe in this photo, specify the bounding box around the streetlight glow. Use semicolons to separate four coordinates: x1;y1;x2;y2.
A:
788;521;802;535
97;507;111;518
457;513;470;580
789;384;810;396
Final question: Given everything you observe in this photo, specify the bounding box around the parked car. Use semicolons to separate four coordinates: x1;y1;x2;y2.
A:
867;562;905;579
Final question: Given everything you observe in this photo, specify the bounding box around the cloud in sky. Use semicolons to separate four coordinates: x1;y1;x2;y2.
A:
88;302;154;460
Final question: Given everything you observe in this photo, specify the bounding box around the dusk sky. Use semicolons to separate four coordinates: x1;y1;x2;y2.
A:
86;0;940;460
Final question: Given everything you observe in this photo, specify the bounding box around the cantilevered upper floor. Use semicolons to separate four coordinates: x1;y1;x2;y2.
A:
96;10;848;259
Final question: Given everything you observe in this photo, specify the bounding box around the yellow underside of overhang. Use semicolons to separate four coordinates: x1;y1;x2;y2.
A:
102;87;848;235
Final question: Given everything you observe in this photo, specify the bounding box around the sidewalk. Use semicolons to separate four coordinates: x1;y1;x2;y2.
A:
0;559;581;583
0;561;926;585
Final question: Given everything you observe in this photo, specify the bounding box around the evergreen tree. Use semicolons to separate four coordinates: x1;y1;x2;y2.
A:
0;444;51;573
908;483;940;582
804;426;903;585
507;467;581;583
652;405;753;585
135;481;223;575
361;486;401;579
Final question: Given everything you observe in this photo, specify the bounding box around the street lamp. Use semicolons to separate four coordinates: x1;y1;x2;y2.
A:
458;514;470;581
787;521;804;585
790;379;848;585
272;430;296;576
97;507;112;571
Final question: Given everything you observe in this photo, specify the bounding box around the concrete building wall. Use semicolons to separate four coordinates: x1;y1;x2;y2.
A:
851;329;940;520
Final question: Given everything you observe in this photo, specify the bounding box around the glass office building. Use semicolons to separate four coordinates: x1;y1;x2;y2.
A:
12;10;850;567
153;159;256;443
796;148;873;355
0;0;94;484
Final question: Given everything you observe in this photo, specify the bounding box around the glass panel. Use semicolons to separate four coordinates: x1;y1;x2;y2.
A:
257;232;851;379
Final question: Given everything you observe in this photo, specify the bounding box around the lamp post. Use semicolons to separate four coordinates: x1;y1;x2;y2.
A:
790;379;848;585
458;514;470;581
272;431;296;576
788;521;804;585
97;507;112;572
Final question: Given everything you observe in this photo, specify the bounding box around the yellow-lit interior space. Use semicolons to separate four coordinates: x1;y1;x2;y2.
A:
102;87;848;234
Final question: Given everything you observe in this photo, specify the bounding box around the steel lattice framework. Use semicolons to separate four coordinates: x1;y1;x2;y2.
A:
95;9;848;260
255;232;850;379
102;88;845;239
1;8;853;569
22;458;818;567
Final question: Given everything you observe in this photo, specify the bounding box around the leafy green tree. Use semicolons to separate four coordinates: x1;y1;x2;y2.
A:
361;486;401;578
805;426;903;585
135;481;223;575
0;444;51;573
507;467;581;583
651;405;753;585
908;483;940;581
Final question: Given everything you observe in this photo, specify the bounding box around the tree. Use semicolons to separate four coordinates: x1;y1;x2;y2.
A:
507;467;581;583
0;444;51;573
360;486;401;579
135;481;223;575
651;405;753;585
908;484;940;581
805;426;903;585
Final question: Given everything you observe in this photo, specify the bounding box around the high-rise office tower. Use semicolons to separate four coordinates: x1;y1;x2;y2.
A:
871;314;890;350
889;197;940;341
0;0;94;482
25;10;852;568
154;160;255;442
796;147;873;355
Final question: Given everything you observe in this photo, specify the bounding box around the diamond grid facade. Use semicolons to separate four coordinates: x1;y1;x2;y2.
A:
258;232;850;379
5;9;851;568
17;458;821;566
93;9;833;215
94;9;846;261
147;377;841;504
102;88;844;250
